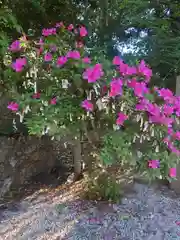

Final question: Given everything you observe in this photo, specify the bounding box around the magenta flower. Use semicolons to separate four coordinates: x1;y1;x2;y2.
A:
138;60;152;82
44;52;52;62
127;79;149;97
32;92;40;99
66;50;80;59
57;56;67;66
7;102;19;112
119;63;137;75
50;97;57;105
169;168;176;177
55;22;64;28
83;64;104;83
149;115;174;128
50;45;57;52
157;88;174;102
75;41;84;48
81;100;93;111
167;128;173;135
109;78;123;97
174;97;180;116
116;112;128;125
79;26;88;37
147;103;161;116
74;29;78;34
135;98;149;111
133;82;149;97
82;57;91;64
135;103;146;111
148;160;160;169
67;24;74;31
126;66;137;75
112;56;122;65
170;145;180;155
119;62;128;75
163;104;174;116
42;28;56;36
9;40;21;52
12;57;27;72
127;78;137;88
39;38;44;46
174;131;180;140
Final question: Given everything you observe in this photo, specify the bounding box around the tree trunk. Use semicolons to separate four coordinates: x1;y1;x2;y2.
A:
170;75;180;193
72;138;83;181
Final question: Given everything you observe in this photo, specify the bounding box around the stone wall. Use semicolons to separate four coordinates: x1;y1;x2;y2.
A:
0;136;73;201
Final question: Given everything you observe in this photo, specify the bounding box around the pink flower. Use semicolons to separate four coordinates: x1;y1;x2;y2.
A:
67;24;74;31
7;102;19;112
175;221;180;226
75;41;84;48
149;115;174;127
127;78;137;88
57;56;67;66
37;47;43;56
174;97;180;116
174;131;180;140
112;56;122;65
147;103;161;116
169;168;176;178
163;137;170;145
50;45;57;52
81;100;93;111
119;64;137;75
79;26;88;37
82;57;91;64
127;79;149;97
138;60;152;82
32;92;40;99
163;104;174;116
135;98;149;111
39;38;44;46
83;64;104;83
66;50;80;59
55;22;64;28
9;40;21;52
148;160;160;169
101;85;108;94
133;82;149;97
135;103;146;111
42;28;56;36
157;88;174;102
50;97;57;105
126;66;137;75
119;62;128;75
12;57;27;72
109;78;123;97
44;53;52;62
116;112;128;125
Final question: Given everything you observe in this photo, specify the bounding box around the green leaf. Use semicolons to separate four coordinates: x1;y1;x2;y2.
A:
144;93;155;102
74;74;82;88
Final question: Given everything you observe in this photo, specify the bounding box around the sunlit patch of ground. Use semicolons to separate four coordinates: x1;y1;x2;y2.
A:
1;167;180;239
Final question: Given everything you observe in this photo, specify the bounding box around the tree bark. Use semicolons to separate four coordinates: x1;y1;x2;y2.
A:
170;75;180;193
72;137;83;181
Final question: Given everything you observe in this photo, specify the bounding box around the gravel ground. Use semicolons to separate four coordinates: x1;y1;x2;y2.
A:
0;182;180;240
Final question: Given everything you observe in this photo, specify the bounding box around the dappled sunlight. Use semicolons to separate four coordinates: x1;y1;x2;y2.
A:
1;176;180;239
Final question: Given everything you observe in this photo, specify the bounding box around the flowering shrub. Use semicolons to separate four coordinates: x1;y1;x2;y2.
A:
5;21;180;185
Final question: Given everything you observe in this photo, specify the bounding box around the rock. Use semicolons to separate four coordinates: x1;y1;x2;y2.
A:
170;163;180;194
0;136;73;202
